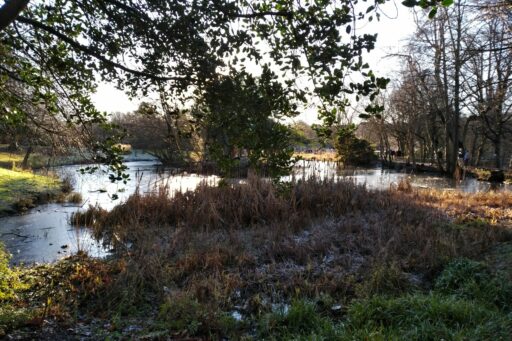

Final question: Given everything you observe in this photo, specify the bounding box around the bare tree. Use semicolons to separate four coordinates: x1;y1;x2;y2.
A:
463;3;512;168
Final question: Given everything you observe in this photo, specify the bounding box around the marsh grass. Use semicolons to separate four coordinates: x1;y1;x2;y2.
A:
66;192;83;204
68;177;512;327
4;177;512;339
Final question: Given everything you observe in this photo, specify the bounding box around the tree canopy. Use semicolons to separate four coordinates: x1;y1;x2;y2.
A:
0;0;453;177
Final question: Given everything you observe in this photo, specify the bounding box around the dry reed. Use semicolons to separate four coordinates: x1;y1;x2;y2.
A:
69;176;512;312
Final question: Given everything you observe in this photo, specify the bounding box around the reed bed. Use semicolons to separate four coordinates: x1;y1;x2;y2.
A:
70;176;511;311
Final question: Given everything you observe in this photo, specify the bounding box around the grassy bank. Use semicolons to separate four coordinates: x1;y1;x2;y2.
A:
2;178;512;339
0;168;65;215
294;151;338;162
0;145;88;170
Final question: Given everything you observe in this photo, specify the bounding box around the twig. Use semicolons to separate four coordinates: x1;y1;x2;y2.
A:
1;232;30;239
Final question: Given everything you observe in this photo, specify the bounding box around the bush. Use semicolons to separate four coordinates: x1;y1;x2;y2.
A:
0;244;20;301
335;124;376;166
67;192;83;204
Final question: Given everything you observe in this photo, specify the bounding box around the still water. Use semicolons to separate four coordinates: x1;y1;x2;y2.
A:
1;158;509;264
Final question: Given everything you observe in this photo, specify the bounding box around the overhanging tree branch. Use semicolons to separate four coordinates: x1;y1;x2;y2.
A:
0;0;29;31
16;15;191;83
233;11;293;19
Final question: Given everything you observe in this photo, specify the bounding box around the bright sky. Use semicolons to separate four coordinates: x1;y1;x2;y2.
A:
91;1;417;124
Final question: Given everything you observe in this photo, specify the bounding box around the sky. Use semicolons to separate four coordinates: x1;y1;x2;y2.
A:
91;1;417;124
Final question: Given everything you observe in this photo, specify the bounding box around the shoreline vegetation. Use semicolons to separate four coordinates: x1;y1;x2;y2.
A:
1;177;511;339
0;146;86;216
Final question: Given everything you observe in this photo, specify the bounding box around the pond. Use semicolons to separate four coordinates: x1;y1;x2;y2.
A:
1;157;510;264
292;160;512;193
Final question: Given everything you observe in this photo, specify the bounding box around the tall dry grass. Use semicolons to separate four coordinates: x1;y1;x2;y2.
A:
70;176;512;313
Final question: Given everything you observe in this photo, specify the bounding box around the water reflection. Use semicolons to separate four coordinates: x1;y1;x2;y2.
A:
289;160;511;193
0;159;509;264
1;159;220;264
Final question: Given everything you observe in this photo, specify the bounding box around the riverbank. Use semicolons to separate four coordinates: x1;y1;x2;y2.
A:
0;168;66;216
1;178;511;339
294;151;337;162
0;146;90;170
381;159;512;184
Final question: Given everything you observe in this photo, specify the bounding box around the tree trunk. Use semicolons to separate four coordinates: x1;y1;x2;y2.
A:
8;141;19;152
470;133;478;167
475;139;485;166
494;136;502;169
21;145;33;169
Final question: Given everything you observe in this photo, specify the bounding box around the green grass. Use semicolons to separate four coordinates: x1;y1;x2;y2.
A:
0;151;23;169
254;294;512;340
0;168;61;214
434;258;512;311
2;177;512;338
257;299;341;340
254;254;512;340
345;293;512;340
1;245;511;340
0;244;34;335
0;146;89;169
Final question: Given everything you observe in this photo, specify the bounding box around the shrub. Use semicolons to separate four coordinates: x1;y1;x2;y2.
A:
0;244;21;301
67;192;83;204
335;124;376;166
60;174;73;193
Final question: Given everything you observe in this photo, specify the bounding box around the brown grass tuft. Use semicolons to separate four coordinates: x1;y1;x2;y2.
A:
67;192;83;204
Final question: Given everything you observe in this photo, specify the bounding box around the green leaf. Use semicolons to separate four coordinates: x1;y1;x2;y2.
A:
428;6;438;19
401;0;418;8
417;0;427;8
441;0;453;6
